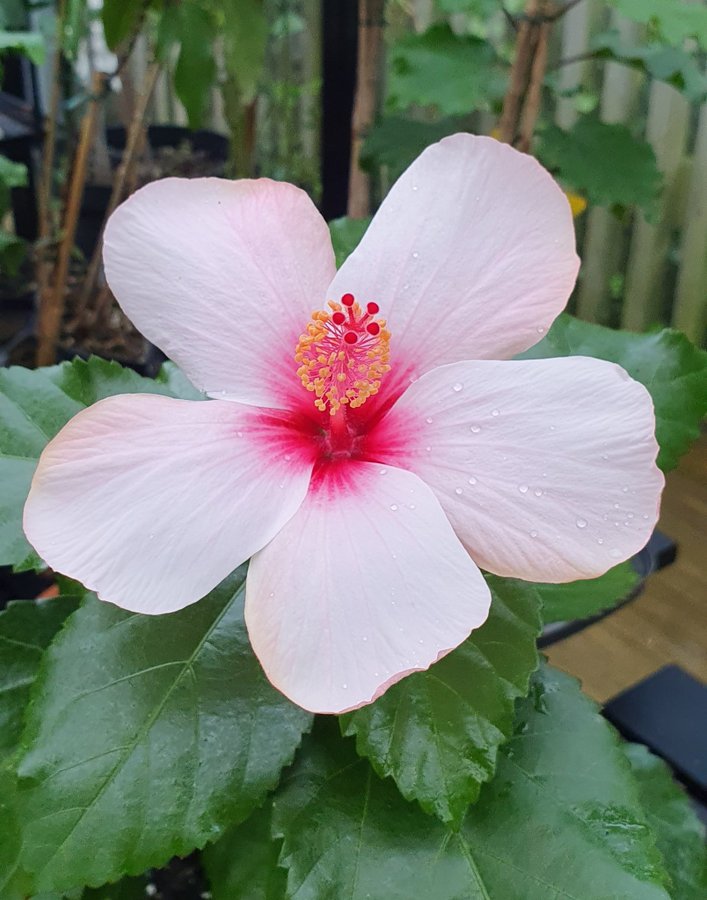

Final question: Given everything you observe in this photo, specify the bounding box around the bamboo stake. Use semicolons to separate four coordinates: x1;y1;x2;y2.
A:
36;71;107;366
73;60;161;322
347;0;385;219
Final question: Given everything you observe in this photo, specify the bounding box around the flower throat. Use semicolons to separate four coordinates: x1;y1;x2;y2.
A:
295;293;391;415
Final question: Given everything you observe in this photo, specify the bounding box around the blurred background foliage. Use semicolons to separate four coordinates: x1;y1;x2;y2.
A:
0;0;705;367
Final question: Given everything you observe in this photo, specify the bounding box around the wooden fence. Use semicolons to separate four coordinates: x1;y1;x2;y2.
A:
111;2;707;345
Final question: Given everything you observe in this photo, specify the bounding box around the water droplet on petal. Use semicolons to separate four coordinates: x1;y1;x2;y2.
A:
468;476;477;485
530;530;538;538
412;251;420;259
455;487;463;495
627;512;634;519
412;184;419;191
491;408;500;416
537;326;545;334
470;425;481;433
549;425;556;431
597;538;604;545
342;683;348;689
613;503;620;509
379;468;387;475
425;445;432;452
362;636;368;642
236;431;243;438
519;484;529;494
425;416;433;424
453;382;463;392
534;488;543;497
408;503;416;510
390;504;398;511
622;486;629;493
576;518;588;529
601;454;608;461
284;453;292;461
642;514;649;520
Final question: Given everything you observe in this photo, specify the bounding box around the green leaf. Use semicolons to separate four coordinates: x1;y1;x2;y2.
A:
520;314;707;472
101;0;145;51
222;0;267;104
608;0;707;50
0;228;25;276
537;116;662;215
0;357;197;571
340;576;541;826
625;743;707;899
536;561;639;624
0;596;80;761
0;766;34;900
388;24;506;116
361;115;470;180
592;30;707;103
0;30;45;65
202;804;287;900
18;568;312;892
82;875;150;900
274;664;669;899
0;154;28;190
173;2;218;129
328;217;371;267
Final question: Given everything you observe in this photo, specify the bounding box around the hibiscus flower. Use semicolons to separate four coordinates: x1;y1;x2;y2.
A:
23;136;663;714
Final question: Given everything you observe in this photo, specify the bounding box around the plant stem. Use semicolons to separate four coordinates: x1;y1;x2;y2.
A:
73;60;161;324
36;71;107;366
347;0;385;219
517;20;550;151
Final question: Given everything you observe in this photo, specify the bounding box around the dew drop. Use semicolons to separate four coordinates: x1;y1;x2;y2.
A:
642;514;649;520
470;425;481;433
530;530;538;538
519;484;529;494
453;382;463;392
491;408;500;416
537;326;545;334
390;504;398;511
601;454;608;461
362;636;368;642
418;639;424;645
408;503;416;510
379;468;387;475
412;251;420;259
425;416;433;424
534;488;543;497
284;453;292;461
576;517;588;529
468;476;477;485
613;503;620;509
342;683;348;690
425;445;432;452
622;486;629;493
627;512;634;519
412;184;419;191
236;431;243;438
455;487;463;495
549;425;556;431
597;538;604;545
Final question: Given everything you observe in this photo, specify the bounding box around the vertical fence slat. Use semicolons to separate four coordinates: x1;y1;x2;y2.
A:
576;15;642;324
554;0;596;130
671;101;707;343
622;82;690;331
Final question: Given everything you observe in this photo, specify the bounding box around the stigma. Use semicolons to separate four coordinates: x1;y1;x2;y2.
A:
295;293;391;415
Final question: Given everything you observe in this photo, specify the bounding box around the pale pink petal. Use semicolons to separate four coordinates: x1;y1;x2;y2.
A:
24;395;316;613
366;357;663;582
103;178;335;409
328;135;579;384
245;462;490;714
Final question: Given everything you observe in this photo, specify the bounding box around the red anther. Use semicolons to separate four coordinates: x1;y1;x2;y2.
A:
332;311;346;325
366;322;381;336
344;331;358;344
341;293;355;307
366;302;380;315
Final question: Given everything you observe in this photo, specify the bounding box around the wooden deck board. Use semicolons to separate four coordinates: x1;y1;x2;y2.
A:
546;435;707;703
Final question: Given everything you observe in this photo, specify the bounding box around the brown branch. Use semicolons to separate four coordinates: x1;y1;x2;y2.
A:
73;60;161;323
347;0;385;219
36;71;107;366
517;20;551;152
497;2;539;145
